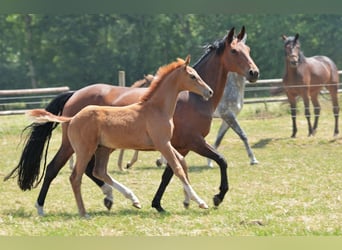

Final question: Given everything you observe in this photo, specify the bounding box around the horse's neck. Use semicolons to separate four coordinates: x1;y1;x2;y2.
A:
194;53;229;111
144;74;181;118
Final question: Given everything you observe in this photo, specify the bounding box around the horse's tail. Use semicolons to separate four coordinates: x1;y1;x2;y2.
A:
26;109;72;124
3;91;74;191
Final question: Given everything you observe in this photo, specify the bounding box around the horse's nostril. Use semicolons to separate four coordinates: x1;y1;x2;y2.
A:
249;70;257;77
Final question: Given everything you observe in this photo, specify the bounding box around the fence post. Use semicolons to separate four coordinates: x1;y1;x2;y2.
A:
118;71;125;87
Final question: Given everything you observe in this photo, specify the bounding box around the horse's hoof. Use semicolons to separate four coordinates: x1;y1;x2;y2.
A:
183;201;190;209
199;203;209;209
80;213;91;219
156;159;163;167
152;203;166;213
35;202;45;216
104;198;113;210
213;195;222;207
250;159;259;165
133;202;141;209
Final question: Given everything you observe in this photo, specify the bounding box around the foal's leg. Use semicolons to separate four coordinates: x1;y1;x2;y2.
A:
158;142;207;209
70;154;93;217
171;149;191;208
207;120;230;167
93;146;141;209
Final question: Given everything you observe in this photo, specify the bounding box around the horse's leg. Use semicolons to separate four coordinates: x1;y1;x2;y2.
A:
84;156;113;210
70;154;93;217
190;137;229;207
126;150;139;169
171;149;191;208
310;92;321;135
287;94;298;138
156;155;167;167
158;143;207;209
326;85;340;136
302;94;313;136
225;116;259;165
207;120;230;167
36;143;73;216
93;146;141;208
117;149;124;171
151;164;174;212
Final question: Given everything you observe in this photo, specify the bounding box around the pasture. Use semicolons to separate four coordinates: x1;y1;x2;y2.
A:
0;98;341;236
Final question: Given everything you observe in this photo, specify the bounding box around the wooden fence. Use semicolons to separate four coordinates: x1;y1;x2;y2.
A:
0;86;70;115
0;71;341;116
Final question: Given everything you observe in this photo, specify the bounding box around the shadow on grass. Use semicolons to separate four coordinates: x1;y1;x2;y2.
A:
252;136;294;148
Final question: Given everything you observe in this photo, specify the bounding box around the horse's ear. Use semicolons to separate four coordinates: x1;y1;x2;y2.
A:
294;33;299;43
226;27;235;44
184;55;191;67
237;26;246;41
281;35;287;41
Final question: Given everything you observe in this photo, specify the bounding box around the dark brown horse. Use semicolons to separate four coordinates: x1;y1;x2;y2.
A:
282;34;339;137
5;27;259;214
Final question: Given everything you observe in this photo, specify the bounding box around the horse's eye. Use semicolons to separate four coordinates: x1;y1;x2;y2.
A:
190;74;196;80
231;49;238;55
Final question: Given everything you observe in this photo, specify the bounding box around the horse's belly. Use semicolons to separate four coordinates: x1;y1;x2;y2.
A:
100;126;154;150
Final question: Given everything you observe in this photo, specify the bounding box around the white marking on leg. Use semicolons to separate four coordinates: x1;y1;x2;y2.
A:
109;177;141;208
101;183;113;202
35;201;45;216
183;184;208;209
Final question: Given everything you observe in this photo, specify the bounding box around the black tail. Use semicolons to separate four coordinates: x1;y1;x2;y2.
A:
4;91;75;190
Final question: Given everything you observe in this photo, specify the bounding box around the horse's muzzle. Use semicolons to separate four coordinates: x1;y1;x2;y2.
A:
247;69;259;83
290;60;299;67
203;88;214;101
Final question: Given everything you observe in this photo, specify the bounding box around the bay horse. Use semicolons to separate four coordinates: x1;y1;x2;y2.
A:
27;56;213;217
5;27;259;215
120;72;258;170
282;34;339;137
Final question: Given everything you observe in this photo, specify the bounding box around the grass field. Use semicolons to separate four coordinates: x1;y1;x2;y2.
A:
0;98;341;236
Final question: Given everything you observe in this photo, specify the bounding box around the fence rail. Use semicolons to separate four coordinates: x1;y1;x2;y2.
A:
0;86;70;116
1;71;341;116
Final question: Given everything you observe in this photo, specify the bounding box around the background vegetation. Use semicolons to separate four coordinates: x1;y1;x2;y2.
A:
0;14;341;90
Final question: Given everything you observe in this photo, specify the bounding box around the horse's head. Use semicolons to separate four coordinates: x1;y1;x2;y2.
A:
221;26;259;83
181;55;213;100
282;33;301;68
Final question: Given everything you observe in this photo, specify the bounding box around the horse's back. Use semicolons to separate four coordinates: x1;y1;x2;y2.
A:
63;84;130;116
309;55;339;84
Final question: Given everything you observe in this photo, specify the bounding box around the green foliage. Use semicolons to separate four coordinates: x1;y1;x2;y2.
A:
0;14;341;90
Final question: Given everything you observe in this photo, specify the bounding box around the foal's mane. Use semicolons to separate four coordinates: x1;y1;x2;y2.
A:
140;58;185;102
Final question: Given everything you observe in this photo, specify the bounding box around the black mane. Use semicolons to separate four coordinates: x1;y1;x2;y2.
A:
193;34;227;68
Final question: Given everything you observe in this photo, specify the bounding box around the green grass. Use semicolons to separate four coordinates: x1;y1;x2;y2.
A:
0;97;341;236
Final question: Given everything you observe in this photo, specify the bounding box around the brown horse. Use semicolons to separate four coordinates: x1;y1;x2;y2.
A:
27;56;213;217
6;27;259;215
282;34;340;137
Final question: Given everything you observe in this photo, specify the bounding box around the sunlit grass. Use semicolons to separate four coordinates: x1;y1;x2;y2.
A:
0;96;341;236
